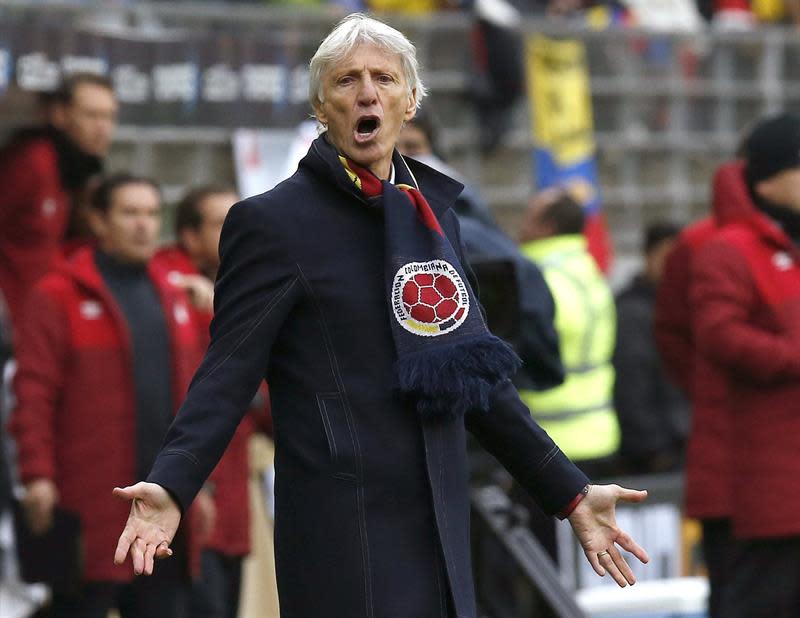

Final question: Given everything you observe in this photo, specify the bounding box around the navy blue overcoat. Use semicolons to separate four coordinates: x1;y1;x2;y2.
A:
148;137;588;618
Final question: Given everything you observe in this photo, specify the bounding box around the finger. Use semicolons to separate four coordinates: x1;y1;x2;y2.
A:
114;528;136;565
585;550;606;577
616;529;650;564
113;485;140;502
143;542;157;576
617;487;648;504
155;541;173;560
132;538;146;576
598;551;628;587
609;546;636;586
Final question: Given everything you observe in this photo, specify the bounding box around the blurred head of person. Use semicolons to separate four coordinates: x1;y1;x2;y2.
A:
519;188;585;243
88;174;162;266
397;110;444;160
50;72;118;158
309;13;426;179
547;0;587;16
643;222;681;285
176;186;238;278
745;113;800;212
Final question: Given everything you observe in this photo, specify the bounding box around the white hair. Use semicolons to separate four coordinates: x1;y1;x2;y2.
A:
308;13;427;111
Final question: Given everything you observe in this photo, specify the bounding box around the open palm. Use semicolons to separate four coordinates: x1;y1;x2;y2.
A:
568;484;650;587
113;481;181;576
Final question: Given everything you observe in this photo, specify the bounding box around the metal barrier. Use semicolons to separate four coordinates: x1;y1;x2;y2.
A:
472;484;586;618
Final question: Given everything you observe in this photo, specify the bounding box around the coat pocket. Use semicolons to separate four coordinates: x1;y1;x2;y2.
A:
316;392;358;481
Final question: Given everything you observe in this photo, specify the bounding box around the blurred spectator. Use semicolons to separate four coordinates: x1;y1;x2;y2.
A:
518;189;619;479
0;73;117;331
8;174;208;617
711;0;800;27
691;113;800;617
154;186;270;618
470;0;526;151
613;222;688;475
696;0;715;19
655;160;752;618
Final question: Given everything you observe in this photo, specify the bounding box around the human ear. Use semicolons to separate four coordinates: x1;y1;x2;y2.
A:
404;88;418;121
86;209;107;241
313;101;328;127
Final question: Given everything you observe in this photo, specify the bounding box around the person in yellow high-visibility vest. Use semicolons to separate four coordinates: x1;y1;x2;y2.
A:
518;188;620;478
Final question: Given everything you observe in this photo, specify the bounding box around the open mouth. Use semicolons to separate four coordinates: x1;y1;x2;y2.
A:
354;115;381;142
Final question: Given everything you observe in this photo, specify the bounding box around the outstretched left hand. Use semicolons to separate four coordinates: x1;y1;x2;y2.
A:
568;484;650;587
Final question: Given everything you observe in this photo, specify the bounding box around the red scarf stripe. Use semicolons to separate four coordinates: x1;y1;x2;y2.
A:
343;157;444;237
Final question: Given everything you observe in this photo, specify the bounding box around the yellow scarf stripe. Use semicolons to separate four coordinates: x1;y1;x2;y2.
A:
338;155;362;191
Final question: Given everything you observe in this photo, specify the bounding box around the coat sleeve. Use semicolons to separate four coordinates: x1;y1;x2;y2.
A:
445;211;588;515
653;240;695;395
465;381;589;515
7;284;69;483
691;238;800;384
147;199;302;512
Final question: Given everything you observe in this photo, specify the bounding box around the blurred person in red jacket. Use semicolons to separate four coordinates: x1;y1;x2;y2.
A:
8;174;210;617
691;113;800;617
155;185;271;618
0;73;117;331
654;159;753;618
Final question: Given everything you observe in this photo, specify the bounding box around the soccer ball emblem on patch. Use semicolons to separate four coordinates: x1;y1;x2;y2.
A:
392;260;470;337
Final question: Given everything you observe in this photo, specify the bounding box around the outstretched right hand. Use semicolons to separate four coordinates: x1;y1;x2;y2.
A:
113;482;181;576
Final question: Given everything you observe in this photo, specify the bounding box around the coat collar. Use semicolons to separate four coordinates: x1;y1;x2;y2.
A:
301;134;464;218
746;208;800;256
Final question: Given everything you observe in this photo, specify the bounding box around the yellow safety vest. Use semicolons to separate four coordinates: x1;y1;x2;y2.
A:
519;235;620;461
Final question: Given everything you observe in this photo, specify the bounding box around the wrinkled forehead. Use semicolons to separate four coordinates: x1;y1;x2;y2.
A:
323;42;406;82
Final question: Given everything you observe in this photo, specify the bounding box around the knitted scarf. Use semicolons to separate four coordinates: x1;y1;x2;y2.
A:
333;145;520;421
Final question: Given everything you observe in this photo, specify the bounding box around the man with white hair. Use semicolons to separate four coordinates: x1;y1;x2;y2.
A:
114;14;648;617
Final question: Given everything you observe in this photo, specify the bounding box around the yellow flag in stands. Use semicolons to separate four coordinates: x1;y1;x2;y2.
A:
367;0;441;14
752;0;785;22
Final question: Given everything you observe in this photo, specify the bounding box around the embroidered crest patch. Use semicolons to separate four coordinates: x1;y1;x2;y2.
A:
392;260;469;337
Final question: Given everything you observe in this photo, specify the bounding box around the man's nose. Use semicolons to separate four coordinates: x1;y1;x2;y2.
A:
357;78;378;104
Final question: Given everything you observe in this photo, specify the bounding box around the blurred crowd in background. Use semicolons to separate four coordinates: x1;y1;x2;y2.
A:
0;1;799;617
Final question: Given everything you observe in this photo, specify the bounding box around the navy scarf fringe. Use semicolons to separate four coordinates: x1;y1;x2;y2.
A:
395;334;521;421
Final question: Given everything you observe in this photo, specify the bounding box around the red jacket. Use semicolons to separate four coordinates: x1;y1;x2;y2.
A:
9;248;204;581
654;161;752;519
154;246;271;556
0;137;71;328
692;207;800;538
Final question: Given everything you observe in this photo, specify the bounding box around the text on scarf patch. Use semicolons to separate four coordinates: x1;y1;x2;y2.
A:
392;260;469;337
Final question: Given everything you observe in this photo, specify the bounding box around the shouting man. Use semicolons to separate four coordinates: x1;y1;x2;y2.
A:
114;14;649;617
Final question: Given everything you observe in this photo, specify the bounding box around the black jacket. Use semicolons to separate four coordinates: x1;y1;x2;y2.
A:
148;138;587;618
613;274;689;471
